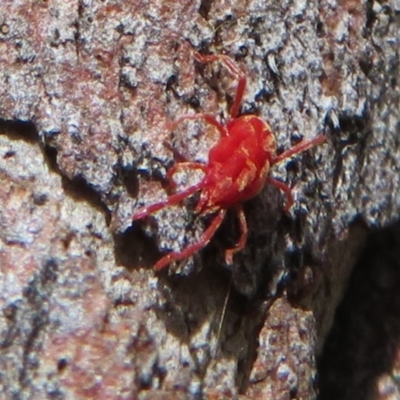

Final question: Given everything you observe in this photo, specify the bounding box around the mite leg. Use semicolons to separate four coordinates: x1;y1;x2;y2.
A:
162;141;189;163
194;52;246;119
153;209;227;270
168;114;228;137
132;181;205;221
224;204;248;265
133;163;206;221
266;177;294;212
272;134;325;165
167;162;207;190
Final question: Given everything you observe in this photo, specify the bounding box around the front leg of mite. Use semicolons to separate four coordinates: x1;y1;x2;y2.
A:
167;162;207;191
265;176;294;212
153;208;227;270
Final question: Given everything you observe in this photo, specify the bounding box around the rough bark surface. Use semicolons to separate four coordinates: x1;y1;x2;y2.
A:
0;1;399;399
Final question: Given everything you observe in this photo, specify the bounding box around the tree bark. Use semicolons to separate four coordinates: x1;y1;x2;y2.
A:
0;1;399;399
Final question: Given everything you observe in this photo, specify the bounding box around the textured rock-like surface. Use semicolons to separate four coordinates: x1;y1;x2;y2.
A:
0;0;399;398
0;130;138;398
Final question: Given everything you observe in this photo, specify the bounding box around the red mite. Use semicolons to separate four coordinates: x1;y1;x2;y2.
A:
132;52;325;270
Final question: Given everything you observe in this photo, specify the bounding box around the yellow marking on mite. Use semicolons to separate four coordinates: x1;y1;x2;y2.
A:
241;146;250;156
237;161;257;192
242;115;255;135
216;177;233;193
261;120;272;131
263;132;276;153
259;160;271;180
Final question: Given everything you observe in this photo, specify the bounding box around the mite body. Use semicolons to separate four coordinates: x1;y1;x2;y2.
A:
132;52;325;270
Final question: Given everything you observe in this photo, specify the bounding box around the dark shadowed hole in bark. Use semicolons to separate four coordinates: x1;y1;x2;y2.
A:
0;119;111;224
0;119;38;142
114;225;161;270
318;221;400;400
199;0;213;19
122;167;139;198
42;144;112;224
61;174;111;224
